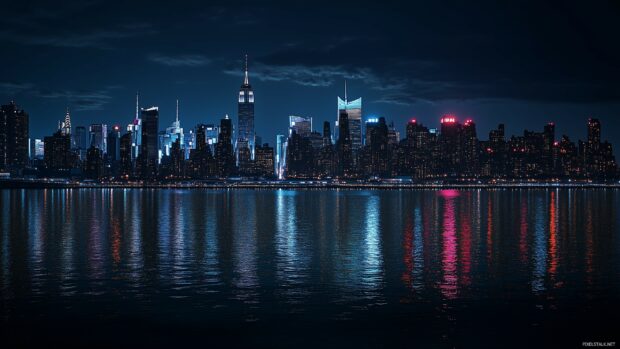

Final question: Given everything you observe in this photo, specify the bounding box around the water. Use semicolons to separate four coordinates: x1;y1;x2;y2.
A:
1;189;618;348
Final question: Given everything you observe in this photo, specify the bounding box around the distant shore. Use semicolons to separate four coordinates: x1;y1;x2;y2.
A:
1;178;619;189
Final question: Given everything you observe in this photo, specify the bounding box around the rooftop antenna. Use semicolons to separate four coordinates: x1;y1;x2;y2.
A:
344;79;348;103
176;99;179;123
243;54;249;85
135;91;139;120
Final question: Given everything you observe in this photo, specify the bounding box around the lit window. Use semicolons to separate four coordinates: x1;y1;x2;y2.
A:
239;91;245;103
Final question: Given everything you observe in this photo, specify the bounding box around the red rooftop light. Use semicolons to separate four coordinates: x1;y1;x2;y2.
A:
441;115;456;124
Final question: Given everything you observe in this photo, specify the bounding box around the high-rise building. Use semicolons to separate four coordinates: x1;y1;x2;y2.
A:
139;107;159;180
337;83;362;151
107;126;121;162
286;130;314;178
403;119;432;178
237;55;255;161
89;124;108;154
587;118;601;147
205;124;219;152
583;118;616;178
169;138;184;179
73;126;88;161
0;101;29;174
462;119;479;177
485;124;507;177
61;107;71;136
30;138;44;160
119;132;133;179
43;130;74;176
237;139;253;176
543;122;555;175
216;115;235;178
365;117;380;146
322;121;332;148
276;134;286;179
84;145;103;180
317;122;336;178
106;125;121;177
363;116;389;177
160;99;184;159
439;115;462;177
289;115;312;138
188;123;214;178
127;92;142;161
255;143;275;178
336;108;354;177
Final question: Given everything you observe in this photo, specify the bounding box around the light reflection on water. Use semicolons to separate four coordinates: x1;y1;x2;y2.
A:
0;188;619;344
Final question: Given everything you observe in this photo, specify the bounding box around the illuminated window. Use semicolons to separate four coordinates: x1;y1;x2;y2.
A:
248;91;254;103
239;91;245;103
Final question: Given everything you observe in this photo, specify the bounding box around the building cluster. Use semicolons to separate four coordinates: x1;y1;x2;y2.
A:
0;56;617;182
280;111;617;180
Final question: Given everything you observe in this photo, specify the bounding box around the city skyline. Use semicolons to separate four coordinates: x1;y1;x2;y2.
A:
1;1;619;152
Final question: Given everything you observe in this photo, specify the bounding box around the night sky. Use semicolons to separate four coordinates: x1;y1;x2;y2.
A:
1;0;619;149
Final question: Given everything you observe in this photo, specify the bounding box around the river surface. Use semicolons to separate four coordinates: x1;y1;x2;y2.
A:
1;189;618;348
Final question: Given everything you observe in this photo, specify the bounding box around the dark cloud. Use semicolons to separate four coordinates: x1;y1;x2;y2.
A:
223;62;374;87
0;82;36;95
148;54;211;67
35;86;121;111
0;23;156;49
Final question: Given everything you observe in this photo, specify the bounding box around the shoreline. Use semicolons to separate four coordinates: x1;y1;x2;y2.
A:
1;179;619;189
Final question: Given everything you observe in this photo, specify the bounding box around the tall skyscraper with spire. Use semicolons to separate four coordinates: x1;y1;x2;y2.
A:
160;99;184;158
61;107;71;136
237;54;255;162
127;91;142;161
337;81;362;151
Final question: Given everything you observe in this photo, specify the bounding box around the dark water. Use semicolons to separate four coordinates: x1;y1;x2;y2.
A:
1;189;619;348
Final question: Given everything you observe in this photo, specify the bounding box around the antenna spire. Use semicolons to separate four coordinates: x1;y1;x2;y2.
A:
135;91;139;120
243;54;249;85
176;99;179;123
344;80;348;103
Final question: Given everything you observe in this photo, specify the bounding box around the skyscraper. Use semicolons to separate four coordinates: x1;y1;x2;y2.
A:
216;115;235;178
73;126;88;161
289;115;312;138
188;123;214;178
160;99;184;159
119;132;133;178
543;122;555;175
336;108;354;177
30;139;44;160
89;124;108;154
61;107;71;136
237;55;255;161
140;107;159;180
254;143;275;178
107;126;121;162
43;130;74;176
106;125;121;177
84;145;103;180
276;134;286;179
127;92;142;161
205;124;219;152
337;82;362;151
462;119;479;176
0;101;29;173
439;115;462;177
